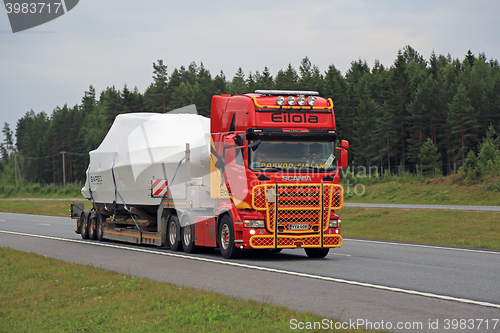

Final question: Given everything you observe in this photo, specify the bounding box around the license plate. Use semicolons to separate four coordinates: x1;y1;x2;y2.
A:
289;224;308;230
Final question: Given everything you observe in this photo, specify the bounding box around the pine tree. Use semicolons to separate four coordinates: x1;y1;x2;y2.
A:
256;67;274;90
228;67;247;95
418;137;441;175
274;64;299;90
152;59;169;111
2;123;14;162
195;63;215;116
212;70;227;95
447;84;480;164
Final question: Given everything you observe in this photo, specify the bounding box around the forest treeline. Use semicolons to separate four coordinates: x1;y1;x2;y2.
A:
1;45;500;185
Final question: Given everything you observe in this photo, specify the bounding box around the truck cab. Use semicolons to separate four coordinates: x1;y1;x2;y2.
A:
210;90;348;258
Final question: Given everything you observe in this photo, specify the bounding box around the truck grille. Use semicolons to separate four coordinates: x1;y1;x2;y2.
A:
252;183;343;233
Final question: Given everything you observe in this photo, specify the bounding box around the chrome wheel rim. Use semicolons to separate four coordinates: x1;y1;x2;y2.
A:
220;224;229;250
183;225;191;245
169;221;177;245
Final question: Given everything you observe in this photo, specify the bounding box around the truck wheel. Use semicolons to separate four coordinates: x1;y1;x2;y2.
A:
182;222;197;253
168;215;182;252
89;217;97;240
96;217;104;241
80;214;90;239
304;248;329;258
218;215;241;259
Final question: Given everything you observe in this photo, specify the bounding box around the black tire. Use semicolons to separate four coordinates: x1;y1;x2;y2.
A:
167;215;182;252
304;248;329;258
96;217;104;241
80;214;90;239
89;216;97;240
218;215;241;259
182;221;197;253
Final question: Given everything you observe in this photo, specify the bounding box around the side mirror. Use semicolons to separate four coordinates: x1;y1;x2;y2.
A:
339;149;348;169
341;140;349;149
224;134;237;148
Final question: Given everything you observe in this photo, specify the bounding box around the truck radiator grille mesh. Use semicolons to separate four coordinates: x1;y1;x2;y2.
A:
249;234;343;248
252;183;343;233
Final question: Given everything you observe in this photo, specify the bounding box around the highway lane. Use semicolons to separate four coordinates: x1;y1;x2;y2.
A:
1;212;499;332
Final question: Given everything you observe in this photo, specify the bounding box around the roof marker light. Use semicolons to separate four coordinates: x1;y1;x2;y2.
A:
287;96;296;106
276;96;285;106
307;96;316;106
297;95;306;106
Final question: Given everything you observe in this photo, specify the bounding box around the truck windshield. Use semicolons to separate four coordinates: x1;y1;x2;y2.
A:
249;139;336;172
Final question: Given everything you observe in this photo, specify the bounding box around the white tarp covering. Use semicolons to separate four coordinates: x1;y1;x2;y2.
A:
82;109;211;206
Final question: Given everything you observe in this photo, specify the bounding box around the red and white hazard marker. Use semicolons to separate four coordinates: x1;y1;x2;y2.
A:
151;179;168;197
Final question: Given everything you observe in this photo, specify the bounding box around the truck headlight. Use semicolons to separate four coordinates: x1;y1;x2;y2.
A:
329;219;339;228
244;219;265;228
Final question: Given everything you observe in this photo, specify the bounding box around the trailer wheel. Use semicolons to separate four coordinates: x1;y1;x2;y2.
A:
218;215;241;259
96;217;104;241
89;217;97;240
304;248;329;258
182;222;197;253
167;215;182;251
80;214;90;239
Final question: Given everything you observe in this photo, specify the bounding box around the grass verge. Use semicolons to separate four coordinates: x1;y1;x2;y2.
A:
0;199;90;217
343;175;500;206
0;183;83;199
0;247;369;333
340;207;500;250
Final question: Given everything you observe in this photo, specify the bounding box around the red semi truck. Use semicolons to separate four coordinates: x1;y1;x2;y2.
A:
71;90;349;259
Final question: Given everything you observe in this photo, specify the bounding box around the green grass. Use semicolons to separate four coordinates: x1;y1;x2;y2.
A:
0;247;370;333
0;183;84;199
0;199;90;217
343;174;500;206
340;207;500;250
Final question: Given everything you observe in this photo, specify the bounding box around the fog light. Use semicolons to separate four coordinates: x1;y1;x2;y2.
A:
250;229;256;235
297;95;306;106
276;96;285;106
244;219;265;228
287;96;296;106
329;219;339;228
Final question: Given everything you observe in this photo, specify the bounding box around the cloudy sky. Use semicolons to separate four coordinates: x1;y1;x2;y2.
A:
1;0;500;142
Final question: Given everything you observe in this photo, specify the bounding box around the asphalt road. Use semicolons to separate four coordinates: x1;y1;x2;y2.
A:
1;211;499;332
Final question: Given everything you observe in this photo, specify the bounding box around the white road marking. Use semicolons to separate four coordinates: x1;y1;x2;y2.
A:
345;238;500;255
0;219;5;222
330;253;351;257
38;223;51;226
1;230;499;310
